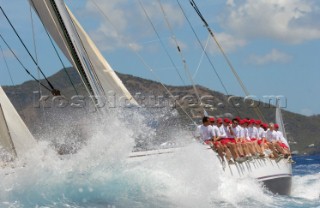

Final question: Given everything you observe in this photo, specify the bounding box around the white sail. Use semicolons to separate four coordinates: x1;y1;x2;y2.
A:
0;87;36;158
0;103;16;157
29;0;138;107
67;8;138;106
276;99;287;139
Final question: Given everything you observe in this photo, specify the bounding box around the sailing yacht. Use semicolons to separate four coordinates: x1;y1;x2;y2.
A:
27;0;292;195
0;87;37;162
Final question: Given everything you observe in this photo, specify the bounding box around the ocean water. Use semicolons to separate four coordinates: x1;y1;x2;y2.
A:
0;113;319;208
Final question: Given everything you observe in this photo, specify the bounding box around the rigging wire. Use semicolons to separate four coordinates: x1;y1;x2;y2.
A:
0;6;60;96
193;34;210;79
176;0;229;96
41;1;99;108
90;0;198;126
188;0;265;121
156;0;206;114
0;44;27;120
45;29;79;95
137;0;186;85
176;0;242;117
0;34;52;92
28;1;79;96
29;5;39;69
29;3;48;124
0;45;15;86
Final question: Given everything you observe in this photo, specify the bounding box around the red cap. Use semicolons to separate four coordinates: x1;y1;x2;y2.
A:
274;124;279;129
249;119;255;124
239;119;246;125
235;116;241;122
255;120;262;125
243;119;249;124
262;123;268;128
217;118;223;123
223;118;231;123
209;117;215;122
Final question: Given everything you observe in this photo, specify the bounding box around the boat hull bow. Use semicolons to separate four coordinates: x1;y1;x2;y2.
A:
261;175;292;195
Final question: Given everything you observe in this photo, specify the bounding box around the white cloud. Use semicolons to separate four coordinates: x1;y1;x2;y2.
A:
207;33;247;54
226;0;235;7
247;49;292;65
82;0;184;52
222;0;320;44
128;42;142;52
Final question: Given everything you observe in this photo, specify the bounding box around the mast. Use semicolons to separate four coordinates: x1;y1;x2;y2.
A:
29;0;138;108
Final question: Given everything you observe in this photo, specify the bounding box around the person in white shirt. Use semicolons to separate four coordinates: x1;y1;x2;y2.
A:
195;116;215;144
254;120;264;139
221;118;243;162
229;118;248;160
217;118;227;139
274;124;291;156
247;119;259;139
208;117;225;162
215;118;234;164
195;117;226;163
238;119;253;158
274;124;289;147
209;117;221;141
256;122;269;155
266;123;288;159
246;119;264;157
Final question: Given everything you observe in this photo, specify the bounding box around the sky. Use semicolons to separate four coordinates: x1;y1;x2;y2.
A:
0;0;319;116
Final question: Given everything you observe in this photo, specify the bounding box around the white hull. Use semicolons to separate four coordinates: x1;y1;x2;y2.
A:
221;151;292;195
129;146;292;195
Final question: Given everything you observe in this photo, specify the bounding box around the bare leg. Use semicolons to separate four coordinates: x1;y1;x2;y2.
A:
227;143;239;160
274;143;288;156
241;143;251;156
253;141;264;156
216;144;225;161
267;143;279;158
236;143;245;156
224;146;232;161
247;142;256;155
258;142;265;155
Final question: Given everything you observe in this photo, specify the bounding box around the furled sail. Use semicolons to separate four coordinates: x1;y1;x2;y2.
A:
0;87;36;158
29;0;138;107
275;99;290;148
275;99;287;139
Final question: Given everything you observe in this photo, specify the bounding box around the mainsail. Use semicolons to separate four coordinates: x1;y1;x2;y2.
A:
29;0;138;107
0;87;36;158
